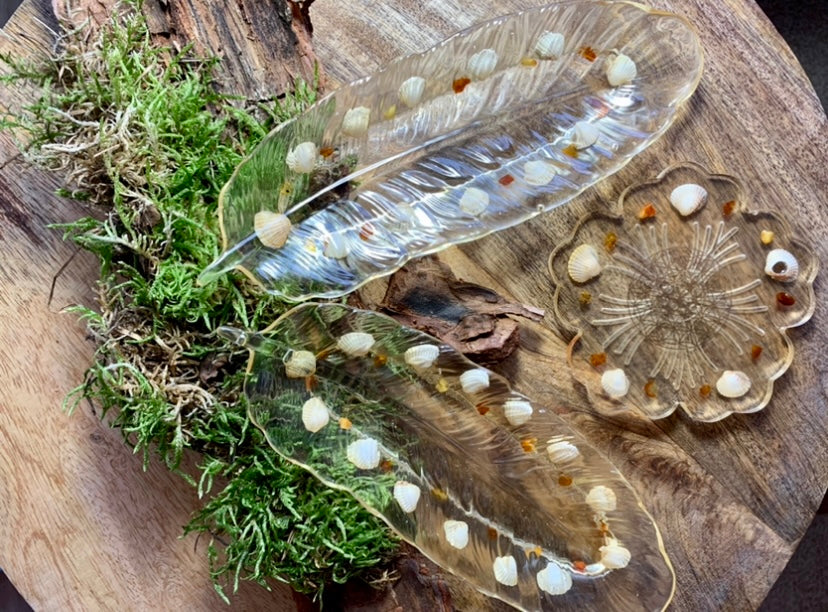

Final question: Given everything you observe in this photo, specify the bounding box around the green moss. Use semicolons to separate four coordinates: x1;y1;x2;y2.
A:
5;1;397;602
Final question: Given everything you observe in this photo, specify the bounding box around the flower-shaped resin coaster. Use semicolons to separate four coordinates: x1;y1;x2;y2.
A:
548;162;817;421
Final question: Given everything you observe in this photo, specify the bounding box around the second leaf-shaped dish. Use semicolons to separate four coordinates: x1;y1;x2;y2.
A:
200;1;703;300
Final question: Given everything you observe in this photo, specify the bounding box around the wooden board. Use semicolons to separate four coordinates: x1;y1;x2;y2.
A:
0;0;825;610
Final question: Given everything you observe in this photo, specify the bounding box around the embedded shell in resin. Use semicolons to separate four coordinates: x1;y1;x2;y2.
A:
443;519;469;549
524;160;558;186
567;244;602;283
716;370;751;398
253;211;291;249
586;485;617;513
284;349;316;379
337;331;375;357
285;141;317;174
468;48;498;80
342;106;371;136
398;75;426;107
601;368;630;399
669;183;708;216
764;248;799;282
599;540;632;569
393;480;422;513
346;438;381;470
546;440;580;463
536;563;572;595
503;398;533;426
301;397;330;433
605;53;637;86
458;187;490;216
404;344;440;369
459;368;490;394
572;121;600;149
534;31;565;59
493;555;519;586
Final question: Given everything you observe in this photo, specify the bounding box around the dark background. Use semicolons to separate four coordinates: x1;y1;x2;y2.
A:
0;0;824;610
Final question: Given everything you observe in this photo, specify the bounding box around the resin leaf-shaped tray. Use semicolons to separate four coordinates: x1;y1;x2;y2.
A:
219;303;675;611
548;162;817;422
199;1;703;300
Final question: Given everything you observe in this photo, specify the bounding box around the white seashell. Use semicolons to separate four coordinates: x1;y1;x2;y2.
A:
716;370;751;398
285;350;316;379
342;106;371;137
764;248;799;282
524;160;558;186
301;397;330;433
404;344;440;369
534;31;565;59
398;76;426;107
669;183;708;216
443;519;469;549
585;485;617;513
336;332;375;357
599;540;632;569
460;368;490;394
546;440;580;463
567;244;602;283
459;187;490;216
346;438;381;470
536;563;572;595
468;48;498;80
601;368;630;399
504;399;533;426
492;555;518;586
285;141;317;174
605;53;637;86
324;233;351;259
254;211;291;249
393;480;421;513
572;121;600;149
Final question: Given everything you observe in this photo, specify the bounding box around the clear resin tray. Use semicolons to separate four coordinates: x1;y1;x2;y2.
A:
199;1;703;301
219;303;675;611
548;162;817;421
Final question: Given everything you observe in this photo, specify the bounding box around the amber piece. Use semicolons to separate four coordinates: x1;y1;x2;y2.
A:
604;231;618;253
573;560;587;572
453;77;471;93
558;474;573;487
644;379;657;398
476;403;490;416
722;200;736;217
319;146;335;158
435;378;449;393
304;239;318;254
316;347;334;361
563;144;579;158
699;384;711;397
498;174;515;186
599;520;610;535
373;354;388;368
383;105;397;120
487;527;498;540
339;417;352;430
638;203;657;221
305;375;318;392
579;291;592;306
431;487;449;502
760;229;774;245
750;344;763;361
520;57;538;67
776;291;796;306
578;46;597;62
359;223;375;241
380;459;394;473
589;352;607;367
521;437;538;453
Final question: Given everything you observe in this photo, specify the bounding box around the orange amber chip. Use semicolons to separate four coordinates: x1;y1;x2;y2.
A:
498;174;515;186
722;200;736;217
751;345;763;361
699;384;711;397
558;474;573;487
520;57;538;67
339;417;352;430
476;403;490;416
589;352;607;367
579;291;592;306
379;459;394;473
320;146;335;158
776;291;796;306
453;77;471;93
521;438;538;453
305;375;318;392
562;144;579;158
431;487;449;502
487;527;498;540
578;46;597;62
604;231;618;253
573;560;587;572
644;379;657;398
638;203;657;221
359;223;375;241
373;354;388;367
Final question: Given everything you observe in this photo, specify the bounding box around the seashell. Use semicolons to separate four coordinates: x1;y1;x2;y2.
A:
572;121;600;149
567;244;602;283
285;350;316;379
605;52;637;86
337;331;375;357
393;480;421;513
599;540;632;569
301;397;330;433
254;211;292;249
468;48;498;80
342;106;371;137
586;485;617;513
669;183;708;216
443;519;469;549
764;248;799;282
458;187;490;216
493;555;518;586
534;31;565;59
324;233;351;259
399;76;426;107
601;368;630;399
716;370;751;398
285;141;317;174
346;438;381;470
524;160;558;186
504;398;533;426
404;344;440;369
546;440;580;463
459;368;490;394
536;562;572;595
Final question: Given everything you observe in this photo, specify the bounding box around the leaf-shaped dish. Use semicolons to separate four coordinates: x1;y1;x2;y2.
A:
548;162;818;421
199;1;703;301
219;303;675;611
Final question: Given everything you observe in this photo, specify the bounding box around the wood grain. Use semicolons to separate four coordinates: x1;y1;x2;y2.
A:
0;0;825;611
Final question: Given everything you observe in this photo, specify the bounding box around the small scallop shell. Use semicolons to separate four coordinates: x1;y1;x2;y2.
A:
346;438;381;470
468;48;498;80
504;399;533;426
493;555;518;586
285;350;316;379
669;183;708;216
764;248;799;282
399;76;426;107
443;519;469;549
301;397;330;433
459;187;490;216
605;53;637;86
324;233;351;259
567;244;602;283
716;370;751;398
459;368;490;394
404;344;440;369
534;31;565;59
393;480;421;513
536;563;572;595
601;368;630;399
524;160;558;186
599;540;632;569
546;440;580;463
586;485;617;513
342;106;371;137
254;211;291;249
337;332;375;357
285;141;317;174
572;121;600;149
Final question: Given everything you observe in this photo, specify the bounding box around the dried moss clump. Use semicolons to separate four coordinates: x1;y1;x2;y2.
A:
2;2;397;602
